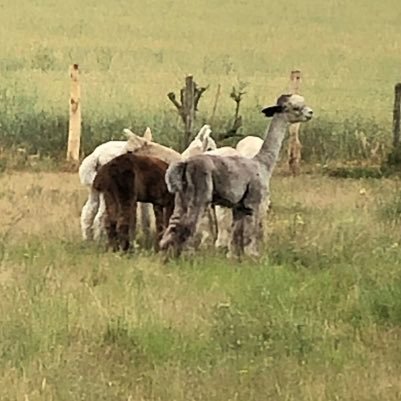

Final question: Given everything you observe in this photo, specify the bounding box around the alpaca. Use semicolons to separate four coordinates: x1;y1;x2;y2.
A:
236;136;264;158
160;94;313;258
196;138;266;249
93;152;174;252
79;125;216;241
124;124;216;161
187;145;242;248
211;136;265;250
79;127;153;241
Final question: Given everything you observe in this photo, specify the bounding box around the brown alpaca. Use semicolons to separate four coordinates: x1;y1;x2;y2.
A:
93;152;174;252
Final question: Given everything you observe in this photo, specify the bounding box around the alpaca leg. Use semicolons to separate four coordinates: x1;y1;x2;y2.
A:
180;201;209;251
160;192;188;254
179;166;213;249
196;213;211;249
153;205;165;252
164;203;175;229
161;164;212;255
93;193;106;241
198;206;218;249
118;201;136;252
139;202;152;249
243;213;261;259
105;219;118;252
80;189;99;240
228;208;245;259
103;192;119;252
241;185;263;258
209;205;219;244
215;206;232;250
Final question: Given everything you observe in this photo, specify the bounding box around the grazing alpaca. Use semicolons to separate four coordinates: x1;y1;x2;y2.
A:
79;125;216;241
93;152;174;252
160;94;313;258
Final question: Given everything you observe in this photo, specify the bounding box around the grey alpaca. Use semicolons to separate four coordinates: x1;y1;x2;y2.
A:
159;94;313;258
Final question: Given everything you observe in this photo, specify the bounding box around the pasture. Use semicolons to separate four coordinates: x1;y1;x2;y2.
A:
1;170;401;400
1;0;401;399
0;0;400;160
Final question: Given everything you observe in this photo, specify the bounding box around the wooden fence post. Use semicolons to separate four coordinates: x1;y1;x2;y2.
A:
288;70;302;176
167;75;208;151
66;64;81;163
392;83;401;149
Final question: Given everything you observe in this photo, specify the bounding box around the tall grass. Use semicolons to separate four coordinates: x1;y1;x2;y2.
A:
1;171;401;399
0;0;400;161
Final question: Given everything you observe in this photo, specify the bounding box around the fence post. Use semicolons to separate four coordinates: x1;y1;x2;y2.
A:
66;64;81;163
392;83;401;149
288;70;302;176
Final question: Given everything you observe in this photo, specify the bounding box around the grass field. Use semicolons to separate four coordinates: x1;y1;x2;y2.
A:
1;170;401;400
0;0;400;160
2;2;401;399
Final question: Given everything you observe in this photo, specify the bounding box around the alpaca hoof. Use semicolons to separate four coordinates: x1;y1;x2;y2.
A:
161;246;180;263
159;232;171;250
245;254;261;263
215;242;229;252
226;250;240;261
82;230;94;241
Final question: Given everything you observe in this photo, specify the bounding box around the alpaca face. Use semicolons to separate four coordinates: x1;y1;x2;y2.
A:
284;94;313;123
262;94;313;123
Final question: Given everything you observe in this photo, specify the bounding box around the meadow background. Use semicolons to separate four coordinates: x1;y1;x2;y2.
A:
2;172;401;400
0;0;400;162
1;1;401;400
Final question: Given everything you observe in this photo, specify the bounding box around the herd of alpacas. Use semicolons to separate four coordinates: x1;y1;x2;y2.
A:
79;93;313;259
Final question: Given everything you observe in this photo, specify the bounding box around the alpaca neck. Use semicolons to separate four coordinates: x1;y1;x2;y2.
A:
254;115;289;174
147;143;181;163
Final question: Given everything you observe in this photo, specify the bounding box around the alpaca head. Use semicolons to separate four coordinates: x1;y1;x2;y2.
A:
196;124;217;152
262;94;313;123
123;127;152;152
181;124;217;159
124;127;182;163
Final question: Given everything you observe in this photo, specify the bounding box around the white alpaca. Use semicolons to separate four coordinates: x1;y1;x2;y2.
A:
79;125;216;241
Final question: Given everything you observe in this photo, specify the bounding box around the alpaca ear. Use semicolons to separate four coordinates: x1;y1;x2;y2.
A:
195;124;211;141
261;105;283;118
143;127;152;142
123;128;145;151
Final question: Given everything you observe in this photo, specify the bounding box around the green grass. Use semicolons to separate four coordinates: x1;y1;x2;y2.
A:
0;0;400;161
1;171;401;399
